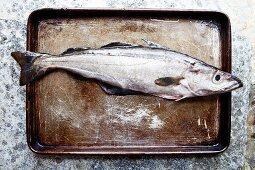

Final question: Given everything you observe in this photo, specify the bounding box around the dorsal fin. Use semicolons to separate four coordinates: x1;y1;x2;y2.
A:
142;39;170;50
100;42;138;48
61;47;89;55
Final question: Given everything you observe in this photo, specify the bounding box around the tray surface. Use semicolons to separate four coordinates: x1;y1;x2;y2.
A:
26;9;231;154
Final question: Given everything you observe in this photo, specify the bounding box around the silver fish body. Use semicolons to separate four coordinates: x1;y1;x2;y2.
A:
11;41;242;100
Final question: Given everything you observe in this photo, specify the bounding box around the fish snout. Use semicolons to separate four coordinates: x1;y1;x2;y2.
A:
232;75;243;88
226;75;243;91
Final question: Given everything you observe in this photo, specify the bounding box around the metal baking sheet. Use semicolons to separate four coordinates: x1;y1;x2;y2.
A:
26;9;231;154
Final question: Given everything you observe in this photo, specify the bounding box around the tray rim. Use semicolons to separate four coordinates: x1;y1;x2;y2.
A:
26;8;232;155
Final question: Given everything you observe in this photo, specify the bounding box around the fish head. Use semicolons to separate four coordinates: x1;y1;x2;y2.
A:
185;62;243;96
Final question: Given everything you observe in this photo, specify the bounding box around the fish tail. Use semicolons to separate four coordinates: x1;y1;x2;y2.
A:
11;51;43;86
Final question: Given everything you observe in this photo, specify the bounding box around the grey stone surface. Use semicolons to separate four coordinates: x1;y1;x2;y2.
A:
0;0;254;169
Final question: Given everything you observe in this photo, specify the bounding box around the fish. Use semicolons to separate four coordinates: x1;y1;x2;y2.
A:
11;40;243;101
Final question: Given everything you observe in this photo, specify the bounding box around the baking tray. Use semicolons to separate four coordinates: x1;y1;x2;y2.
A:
26;9;231;154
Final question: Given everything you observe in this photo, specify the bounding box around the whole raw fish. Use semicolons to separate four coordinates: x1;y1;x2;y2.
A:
11;40;242;101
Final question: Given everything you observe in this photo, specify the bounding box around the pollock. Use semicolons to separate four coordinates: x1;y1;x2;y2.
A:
11;40;242;101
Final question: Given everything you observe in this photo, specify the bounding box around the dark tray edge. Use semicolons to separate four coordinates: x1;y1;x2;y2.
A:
26;8;231;155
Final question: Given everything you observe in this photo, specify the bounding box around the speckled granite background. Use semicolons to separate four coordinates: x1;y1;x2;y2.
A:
0;0;254;169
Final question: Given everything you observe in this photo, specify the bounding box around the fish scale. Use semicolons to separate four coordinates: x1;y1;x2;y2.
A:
11;40;242;101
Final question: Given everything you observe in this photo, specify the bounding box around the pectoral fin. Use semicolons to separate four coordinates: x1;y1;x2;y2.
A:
154;77;184;86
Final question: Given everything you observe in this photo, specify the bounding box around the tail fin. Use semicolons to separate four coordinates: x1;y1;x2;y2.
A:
11;51;42;86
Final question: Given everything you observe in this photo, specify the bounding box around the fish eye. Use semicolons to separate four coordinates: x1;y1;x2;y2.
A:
215;74;221;81
212;72;223;84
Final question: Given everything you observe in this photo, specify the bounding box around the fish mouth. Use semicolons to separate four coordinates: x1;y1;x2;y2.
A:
225;75;243;91
232;75;243;88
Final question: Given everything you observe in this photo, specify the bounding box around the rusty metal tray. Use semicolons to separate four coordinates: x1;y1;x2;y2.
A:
26;9;231;154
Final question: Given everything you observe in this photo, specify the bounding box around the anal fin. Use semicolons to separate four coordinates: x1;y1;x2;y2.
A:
98;82;141;95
